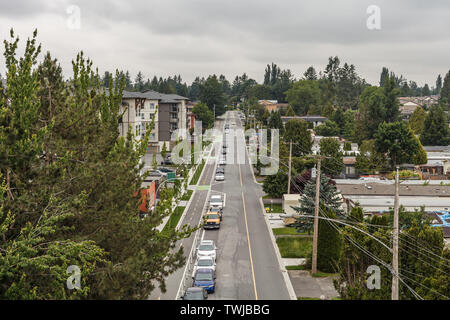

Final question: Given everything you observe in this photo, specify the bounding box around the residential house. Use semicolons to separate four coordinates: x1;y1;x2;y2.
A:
342;156;358;179
418;149;450;179
399;95;439;109
280;116;327;128
399;101;420;120
338;182;450;214
338;182;450;240
258;100;289;112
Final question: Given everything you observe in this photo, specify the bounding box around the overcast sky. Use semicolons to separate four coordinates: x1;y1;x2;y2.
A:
0;0;449;87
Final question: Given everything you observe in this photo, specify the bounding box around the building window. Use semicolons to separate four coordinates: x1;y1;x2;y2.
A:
149;103;155;110
150;133;155;141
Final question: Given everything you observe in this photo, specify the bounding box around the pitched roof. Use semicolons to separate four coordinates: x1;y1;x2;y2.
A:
281;116;327;123
343;157;356;165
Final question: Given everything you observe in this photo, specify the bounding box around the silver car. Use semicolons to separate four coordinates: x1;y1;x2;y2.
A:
197;240;217;261
215;172;225;181
192;256;216;278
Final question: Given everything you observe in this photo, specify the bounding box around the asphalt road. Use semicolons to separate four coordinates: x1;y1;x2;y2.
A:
150;111;290;300
203;111;290;300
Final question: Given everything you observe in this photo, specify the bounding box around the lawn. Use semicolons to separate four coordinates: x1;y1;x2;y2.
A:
181;189;193;201
162;206;185;233
272;227;309;236
189;159;205;185
286;265;307;271
312;271;338;278
264;203;283;213
276;237;312;258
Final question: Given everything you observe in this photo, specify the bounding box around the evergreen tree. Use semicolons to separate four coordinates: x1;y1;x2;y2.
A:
293;175;344;234
439;70;450;110
262;170;288;198
315;120;340;137
199;75;226;116
422;84;431;96
317;206;342;273
420;104;449;146
303;66;317;80
0;30;105;299
267;110;284;135
134;71;144;91
374;121;422;167
320;137;344;176
379;67;389;87
383;75;400;122
1;30;192;299
435;74;442;95
283;119;312;156
408;106;427;135
285;105;296;116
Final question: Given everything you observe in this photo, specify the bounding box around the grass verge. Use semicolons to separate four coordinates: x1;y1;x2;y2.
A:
264;203;283;213
272;227;309;236
189;159;205;185
276;237;312;258
162;206;185;233
181;189;193;201
286;265;307;270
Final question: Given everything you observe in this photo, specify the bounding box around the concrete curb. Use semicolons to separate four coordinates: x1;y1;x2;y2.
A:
259;196;298;300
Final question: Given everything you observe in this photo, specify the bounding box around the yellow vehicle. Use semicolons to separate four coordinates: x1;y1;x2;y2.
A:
204;212;221;230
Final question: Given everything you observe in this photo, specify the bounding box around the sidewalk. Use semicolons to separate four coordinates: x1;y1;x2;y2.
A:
288;270;339;300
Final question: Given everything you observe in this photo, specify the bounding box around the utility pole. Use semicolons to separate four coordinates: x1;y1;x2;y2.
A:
213;104;216;120
287;141;292;194
392;166;400;300
311;157;321;275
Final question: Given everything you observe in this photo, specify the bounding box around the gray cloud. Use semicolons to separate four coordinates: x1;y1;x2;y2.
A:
0;0;449;86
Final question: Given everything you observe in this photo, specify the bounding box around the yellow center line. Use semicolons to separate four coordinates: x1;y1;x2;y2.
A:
239;161;258;300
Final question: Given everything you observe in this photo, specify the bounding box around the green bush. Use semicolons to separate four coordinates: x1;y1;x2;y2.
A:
317;207;342;273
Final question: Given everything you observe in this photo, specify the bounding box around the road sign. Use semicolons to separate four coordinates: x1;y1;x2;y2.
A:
168;172;176;182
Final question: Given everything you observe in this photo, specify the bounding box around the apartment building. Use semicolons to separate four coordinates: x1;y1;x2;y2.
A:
119;90;188;153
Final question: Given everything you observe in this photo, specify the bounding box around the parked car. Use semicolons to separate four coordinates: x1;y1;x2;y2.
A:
208;206;223;221
157;167;175;174
181;287;208;300
216;167;225;174
210;195;223;210
203;212;221;229
215;171;225;181
219;156;226;165
147;169;164;177
197;240;217;261
192;256;216;278
193;268;216;293
163;155;173;165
